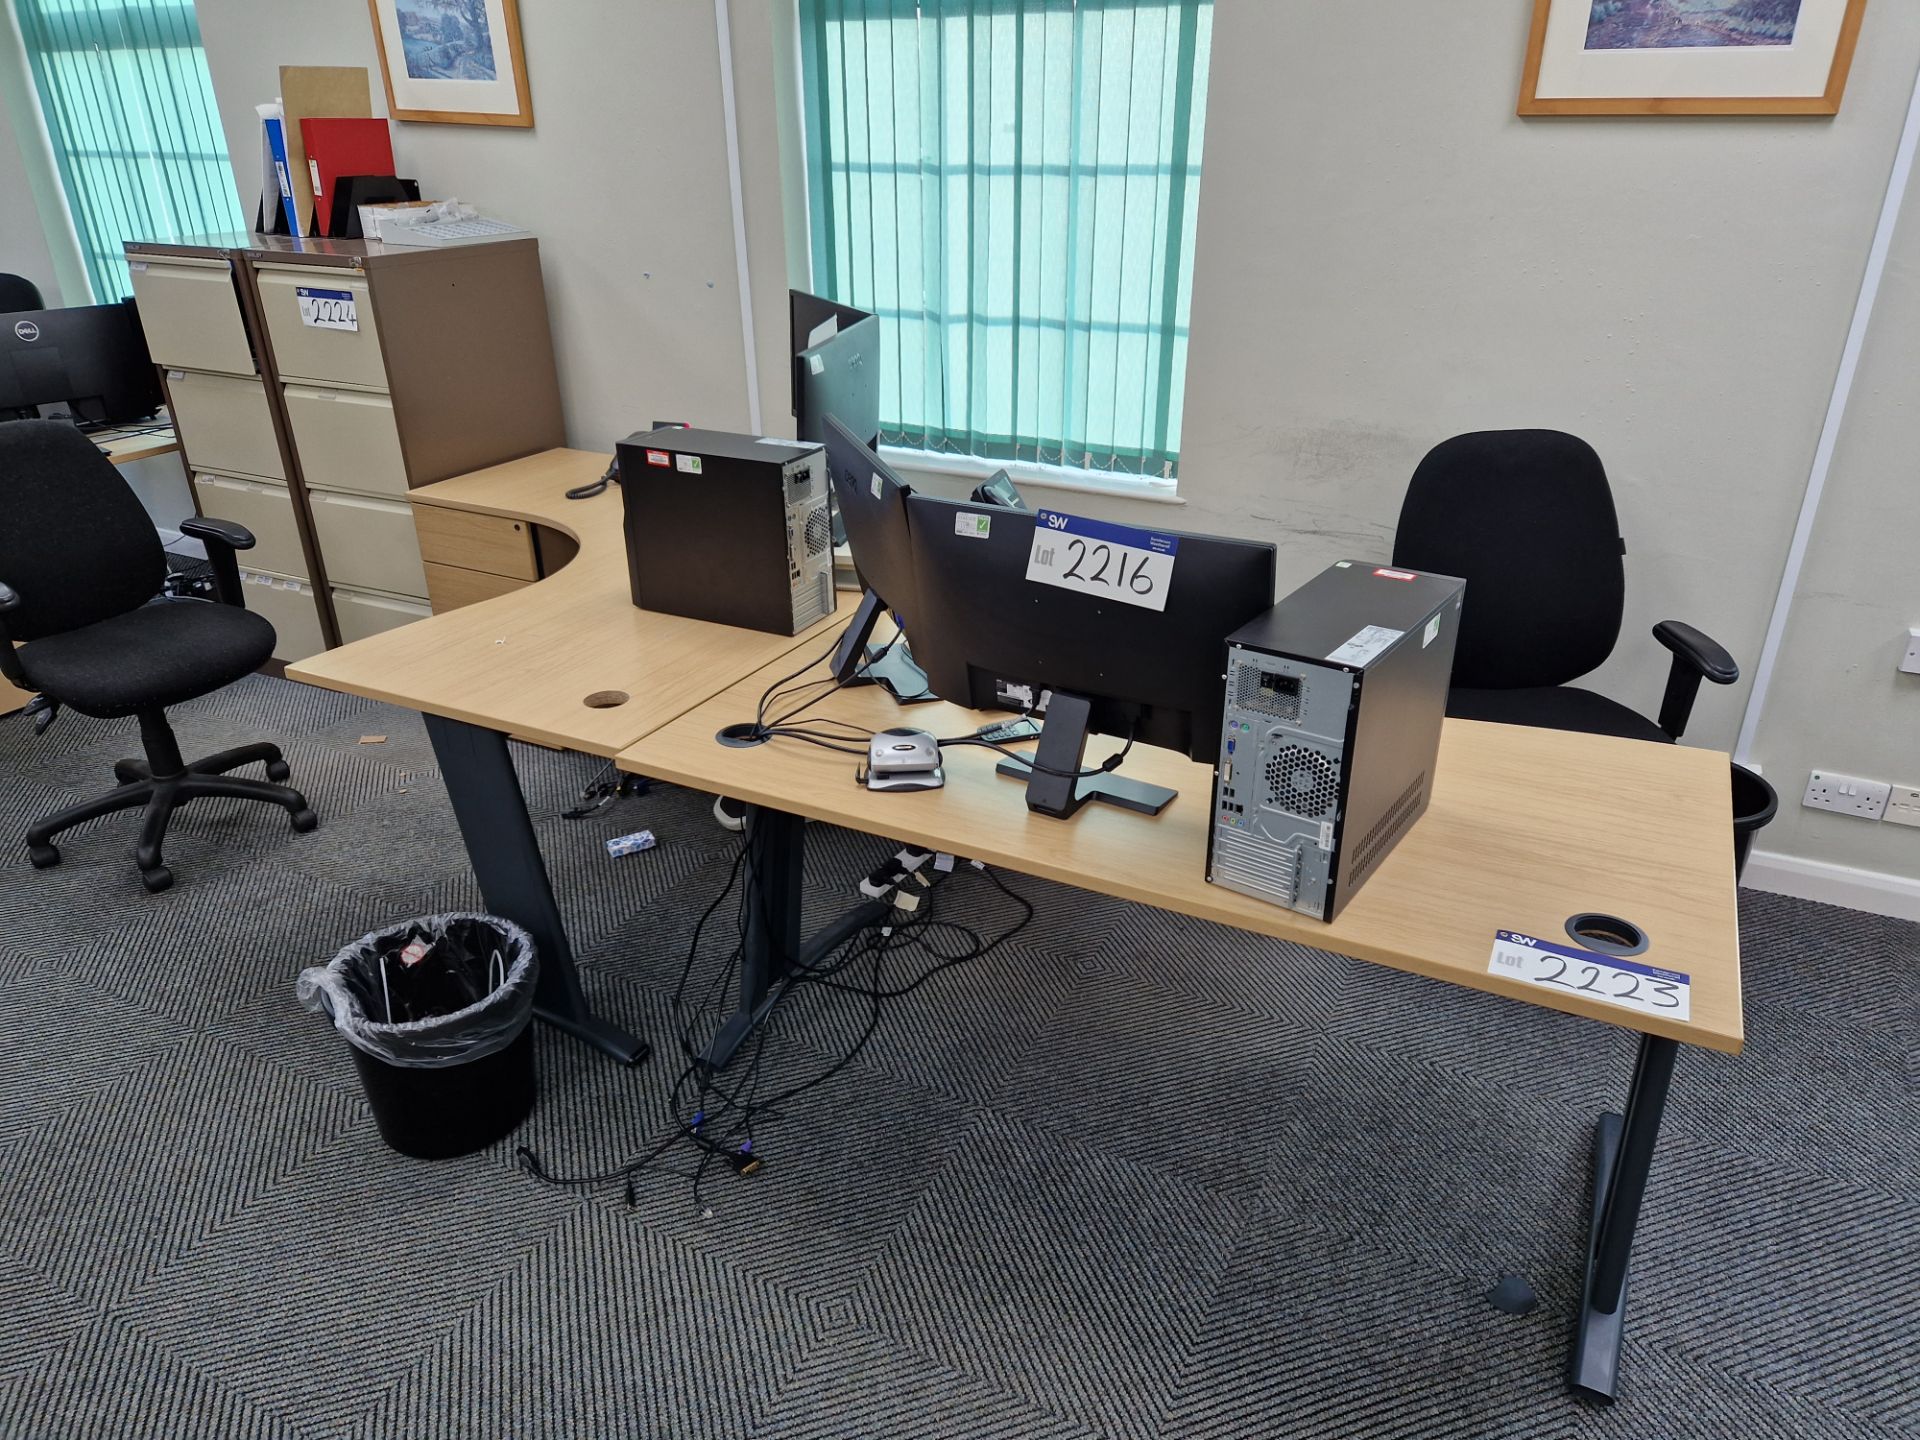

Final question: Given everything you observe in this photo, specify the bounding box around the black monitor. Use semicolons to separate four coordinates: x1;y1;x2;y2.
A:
904;493;1276;819
822;415;933;702
790;288;879;450
0;299;161;425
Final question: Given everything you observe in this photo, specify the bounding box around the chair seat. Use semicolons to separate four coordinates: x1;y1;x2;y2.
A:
1446;684;1671;745
19;599;276;718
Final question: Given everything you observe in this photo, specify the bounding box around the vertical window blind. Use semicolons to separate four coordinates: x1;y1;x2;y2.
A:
800;0;1214;481
14;0;243;303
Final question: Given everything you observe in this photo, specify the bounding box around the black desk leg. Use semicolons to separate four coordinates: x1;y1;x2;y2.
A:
700;804;892;1072
1569;1032;1679;1401
423;713;649;1067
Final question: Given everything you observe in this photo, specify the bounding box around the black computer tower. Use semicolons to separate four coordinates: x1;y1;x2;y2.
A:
1207;562;1465;922
615;427;836;636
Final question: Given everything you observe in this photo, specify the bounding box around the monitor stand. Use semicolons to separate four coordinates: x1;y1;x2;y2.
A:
992;691;1177;819
832;589;936;703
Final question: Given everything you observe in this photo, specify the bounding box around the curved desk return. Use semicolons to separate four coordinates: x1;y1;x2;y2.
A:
287;448;858;1063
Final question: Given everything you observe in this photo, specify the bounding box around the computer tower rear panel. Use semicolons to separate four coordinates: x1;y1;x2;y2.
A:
1207;563;1465;922
616;428;835;636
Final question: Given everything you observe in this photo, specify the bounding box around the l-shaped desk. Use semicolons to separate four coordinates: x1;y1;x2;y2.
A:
287;447;1743;1402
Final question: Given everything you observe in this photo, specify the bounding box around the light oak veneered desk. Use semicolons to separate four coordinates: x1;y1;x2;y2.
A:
286;448;857;1063
286;446;1742;1400
616;645;1745;1401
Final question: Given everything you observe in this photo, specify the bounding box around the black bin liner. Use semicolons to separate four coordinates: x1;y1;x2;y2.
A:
298;913;538;1159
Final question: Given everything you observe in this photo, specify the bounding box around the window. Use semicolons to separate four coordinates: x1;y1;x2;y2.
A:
14;0;244;303
799;0;1214;481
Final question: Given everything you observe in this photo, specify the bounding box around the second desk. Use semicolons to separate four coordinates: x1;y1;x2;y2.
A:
286;448;856;1062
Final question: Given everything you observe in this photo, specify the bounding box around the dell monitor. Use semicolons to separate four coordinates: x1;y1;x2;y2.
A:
822;415;933;702
791;288;880;451
0;299;161;425
904;493;1276;819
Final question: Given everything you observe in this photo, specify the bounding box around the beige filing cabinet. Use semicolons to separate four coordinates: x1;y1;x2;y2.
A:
124;233;563;657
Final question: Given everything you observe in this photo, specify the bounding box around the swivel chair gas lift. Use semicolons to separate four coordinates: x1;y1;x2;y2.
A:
0;420;317;892
1392;429;1739;744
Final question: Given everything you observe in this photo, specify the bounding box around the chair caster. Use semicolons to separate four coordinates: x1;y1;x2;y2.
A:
290;808;319;834
266;759;291;782
28;842;60;869
140;866;174;894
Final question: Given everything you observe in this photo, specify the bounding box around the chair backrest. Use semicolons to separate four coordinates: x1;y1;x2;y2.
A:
0;273;45;312
1391;429;1625;690
0;418;166;640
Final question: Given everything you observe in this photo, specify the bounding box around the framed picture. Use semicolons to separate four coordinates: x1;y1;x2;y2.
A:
366;0;533;127
1520;0;1868;115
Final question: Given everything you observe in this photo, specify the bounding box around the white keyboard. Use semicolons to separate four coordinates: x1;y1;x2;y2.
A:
382;216;528;247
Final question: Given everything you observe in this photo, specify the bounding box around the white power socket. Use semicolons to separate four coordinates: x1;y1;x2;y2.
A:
1884;786;1920;829
1903;629;1920;676
1803;770;1891;820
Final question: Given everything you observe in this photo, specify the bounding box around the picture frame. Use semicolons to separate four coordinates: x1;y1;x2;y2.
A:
1519;0;1868;116
366;0;534;127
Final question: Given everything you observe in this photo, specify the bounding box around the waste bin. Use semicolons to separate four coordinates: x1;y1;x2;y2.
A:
1731;763;1778;882
298;912;538;1159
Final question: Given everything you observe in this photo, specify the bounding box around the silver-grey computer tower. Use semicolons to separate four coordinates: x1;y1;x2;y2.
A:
1207;562;1465;922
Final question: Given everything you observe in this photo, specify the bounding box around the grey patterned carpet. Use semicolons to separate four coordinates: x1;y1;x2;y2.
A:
1;674;1915;1440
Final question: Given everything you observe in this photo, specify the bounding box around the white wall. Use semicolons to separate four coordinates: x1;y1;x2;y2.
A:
193;0;793;454
1168;1;1920;756
1750;155;1920;885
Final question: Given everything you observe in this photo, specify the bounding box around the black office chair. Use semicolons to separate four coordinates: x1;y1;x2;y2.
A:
0;420;317;892
1392;429;1739;744
0;273;45;312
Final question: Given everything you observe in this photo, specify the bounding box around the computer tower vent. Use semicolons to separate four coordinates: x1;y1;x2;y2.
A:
1349;771;1426;883
1265;744;1339;818
1236;666;1301;721
804;504;833;558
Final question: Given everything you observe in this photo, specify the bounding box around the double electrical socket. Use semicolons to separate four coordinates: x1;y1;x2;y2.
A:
1800;769;1920;825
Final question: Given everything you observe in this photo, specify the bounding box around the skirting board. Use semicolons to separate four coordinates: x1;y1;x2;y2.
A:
1742;849;1920;923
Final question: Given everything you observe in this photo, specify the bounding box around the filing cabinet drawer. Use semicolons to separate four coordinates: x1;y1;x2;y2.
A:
423;561;529;613
190;473;305;579
308;490;428;600
284;384;408;498
239;570;326;662
412;502;538;581
166;370;284;480
256;266;387;389
332;586;431;643
127;256;254;375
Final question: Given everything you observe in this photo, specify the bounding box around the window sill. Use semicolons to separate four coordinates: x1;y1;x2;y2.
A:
877;446;1186;507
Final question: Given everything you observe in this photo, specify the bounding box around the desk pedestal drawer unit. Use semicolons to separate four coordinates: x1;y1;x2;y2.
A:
413;500;543;612
125;233;564;654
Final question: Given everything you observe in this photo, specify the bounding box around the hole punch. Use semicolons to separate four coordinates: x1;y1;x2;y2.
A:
1565;912;1650;957
582;690;629;709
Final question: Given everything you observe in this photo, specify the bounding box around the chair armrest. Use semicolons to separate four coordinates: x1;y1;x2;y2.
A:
1651;620;1740;740
0;581;27;688
180;516;256;609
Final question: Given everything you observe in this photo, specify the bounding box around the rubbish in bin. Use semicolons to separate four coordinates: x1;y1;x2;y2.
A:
297;912;539;1158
